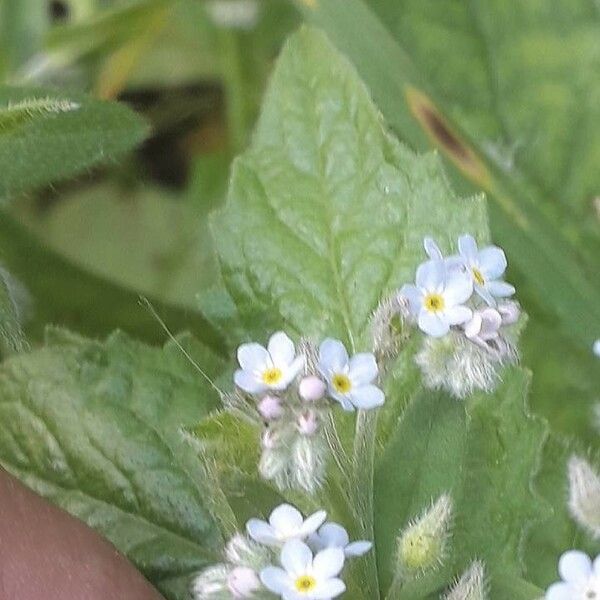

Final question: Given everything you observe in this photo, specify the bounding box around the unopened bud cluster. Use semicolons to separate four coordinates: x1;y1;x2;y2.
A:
397;235;520;399
192;502;372;599
231;332;384;492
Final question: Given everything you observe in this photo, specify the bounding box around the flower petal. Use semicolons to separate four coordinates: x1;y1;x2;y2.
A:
558;550;592;583
260;567;290;594
268;331;296;367
399;284;423;317
475;284;496;307
234;369;267;394
458;234;478;261
246;519;277;545
423;237;443;261
270;504;304;534
594;555;600;576
299;510;327;538
348;353;378;385
418;310;450;337
318;523;349;548
318;339;349;373
443;272;473;305
487;280;515;298
349;385;385;410
345;541;373;557
416;259;445;290
464;312;483;339
312;578;346;599
335;396;355;412
443;305;472;326
312;547;345;580
478;246;507;279
237;342;270;371
545;582;574;600
280;540;313;576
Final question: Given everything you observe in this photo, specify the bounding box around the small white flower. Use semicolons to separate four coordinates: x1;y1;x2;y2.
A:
400;260;473;337
308;522;372;558
318;339;384;411
455;234;514;306
593;339;600;358
260;539;346;600
246;504;326;547
228;567;261;598
235;332;305;394
546;550;600;599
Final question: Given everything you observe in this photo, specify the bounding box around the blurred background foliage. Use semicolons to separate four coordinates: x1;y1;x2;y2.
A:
0;0;598;447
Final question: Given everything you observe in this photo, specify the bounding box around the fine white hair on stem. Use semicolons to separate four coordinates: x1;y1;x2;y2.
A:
139;296;224;396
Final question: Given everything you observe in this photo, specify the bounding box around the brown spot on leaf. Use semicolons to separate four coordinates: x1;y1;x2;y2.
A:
406;86;490;188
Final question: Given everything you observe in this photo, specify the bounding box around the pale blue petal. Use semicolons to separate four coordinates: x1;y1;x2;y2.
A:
318;523;349;548
545;582;574;600
348;353;378;385
418;310;449;337
270;504;304;532
299;511;327;538
444;272;473;305
312;547;345;579
268;331;296;366
234;370;267;394
487;280;515;298
260;567;290;595
416;259;445;290
349;384;385;409
475;284;496;307
423;237;443;260
458;234;478;261
559;550;592;583
478;246;507;279
237;342;269;371
280;540;313;575
318;339;348;373
312;578;346;599
399;284;423;316
246;519;278;545
345;541;373;557
443;305;472;326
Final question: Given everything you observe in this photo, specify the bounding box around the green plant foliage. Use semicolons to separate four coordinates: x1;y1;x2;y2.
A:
0;265;27;355
0;86;148;195
204;26;551;597
0;212;226;350
0;327;225;599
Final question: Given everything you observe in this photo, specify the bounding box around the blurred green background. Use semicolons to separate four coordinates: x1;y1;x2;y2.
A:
0;0;598;448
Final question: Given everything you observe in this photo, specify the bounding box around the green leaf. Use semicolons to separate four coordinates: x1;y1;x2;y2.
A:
208;25;548;597
0;86;148;194
210;26;488;350
375;369;548;599
0;327;225;600
299;0;600;357
0;266;28;355
0;211;226;352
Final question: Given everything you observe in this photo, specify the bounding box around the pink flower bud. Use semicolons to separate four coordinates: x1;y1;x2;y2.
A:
297;410;319;436
298;376;326;402
258;395;284;420
228;567;260;598
497;301;521;325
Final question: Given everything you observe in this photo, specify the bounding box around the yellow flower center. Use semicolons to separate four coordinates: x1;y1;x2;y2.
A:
262;367;283;385
472;268;485;286
332;373;352;394
424;293;445;313
295;575;317;592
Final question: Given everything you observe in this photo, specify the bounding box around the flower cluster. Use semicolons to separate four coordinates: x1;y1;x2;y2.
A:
192;503;372;599
230;332;384;491
398;235;521;398
546;550;600;599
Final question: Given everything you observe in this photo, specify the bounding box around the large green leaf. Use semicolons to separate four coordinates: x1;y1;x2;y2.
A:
210;26;487;350
0;327;225;600
0;86;148;194
298;0;600;358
